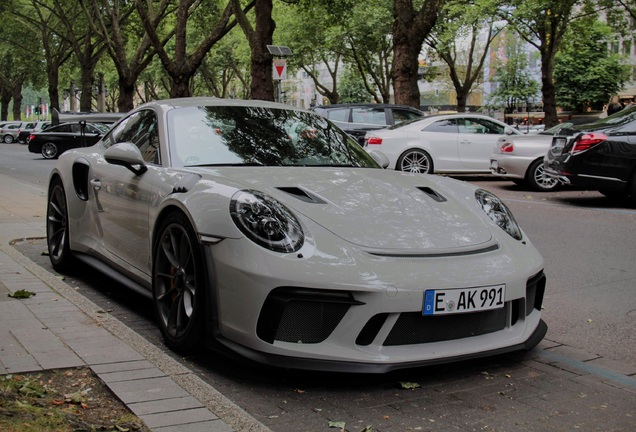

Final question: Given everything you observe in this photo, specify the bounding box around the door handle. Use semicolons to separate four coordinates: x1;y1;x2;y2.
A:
90;179;102;190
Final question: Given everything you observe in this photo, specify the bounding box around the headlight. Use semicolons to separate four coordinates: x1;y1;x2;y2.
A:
230;190;304;252
475;189;523;240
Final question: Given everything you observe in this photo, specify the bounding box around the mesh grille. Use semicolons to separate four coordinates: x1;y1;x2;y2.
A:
274;301;350;344
383;306;508;346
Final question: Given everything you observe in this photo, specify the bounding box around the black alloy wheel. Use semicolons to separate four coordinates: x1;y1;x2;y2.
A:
46;178;75;271
153;212;205;353
42;142;59;159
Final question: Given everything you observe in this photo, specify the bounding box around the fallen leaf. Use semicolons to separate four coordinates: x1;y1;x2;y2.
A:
399;382;420;389
294;388;305;393
329;420;346;429
8;290;36;299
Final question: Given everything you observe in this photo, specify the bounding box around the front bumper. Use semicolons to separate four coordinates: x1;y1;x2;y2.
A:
202;228;547;371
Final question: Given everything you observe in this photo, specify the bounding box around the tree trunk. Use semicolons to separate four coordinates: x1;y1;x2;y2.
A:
0;89;10;121
249;0;275;101
169;77;192;98
392;34;422;108
11;81;24;120
118;79;136;112
391;0;444;108
541;54;558;128
456;90;468;112
80;61;95;111
48;69;61;114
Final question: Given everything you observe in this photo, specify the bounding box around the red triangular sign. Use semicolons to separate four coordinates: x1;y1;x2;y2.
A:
275;65;285;77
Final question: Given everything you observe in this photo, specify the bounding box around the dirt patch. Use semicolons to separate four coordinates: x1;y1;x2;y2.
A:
0;367;150;432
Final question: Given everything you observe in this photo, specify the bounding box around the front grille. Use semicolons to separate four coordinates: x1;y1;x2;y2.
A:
383;306;508;346
257;287;363;344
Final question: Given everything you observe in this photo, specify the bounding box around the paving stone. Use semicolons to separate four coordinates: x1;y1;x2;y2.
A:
11;327;84;369
140;407;218;428
153;420;234;432
127;396;204;415
106;376;191;404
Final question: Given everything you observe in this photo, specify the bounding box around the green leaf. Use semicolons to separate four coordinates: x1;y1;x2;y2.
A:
399;381;421;389
329;420;346;429
8;289;36;299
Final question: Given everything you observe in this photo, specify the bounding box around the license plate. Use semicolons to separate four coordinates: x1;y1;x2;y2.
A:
550;137;566;155
423;285;505;315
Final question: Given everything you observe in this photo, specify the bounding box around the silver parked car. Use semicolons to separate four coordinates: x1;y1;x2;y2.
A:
47;97;546;372
489;123;574;191
1;121;26;143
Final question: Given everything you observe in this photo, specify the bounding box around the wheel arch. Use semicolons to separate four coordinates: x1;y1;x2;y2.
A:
524;157;545;180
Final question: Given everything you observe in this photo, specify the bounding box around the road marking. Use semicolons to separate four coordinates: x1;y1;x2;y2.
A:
538;349;636;390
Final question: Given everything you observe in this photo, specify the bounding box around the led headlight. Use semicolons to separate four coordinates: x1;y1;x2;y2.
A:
230;190;304;252
475;189;523;240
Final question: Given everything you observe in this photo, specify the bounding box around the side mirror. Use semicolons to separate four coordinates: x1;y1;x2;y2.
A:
504;126;515;135
104;142;147;175
367;149;390;169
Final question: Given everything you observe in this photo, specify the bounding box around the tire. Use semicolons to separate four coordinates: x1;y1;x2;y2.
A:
3;134;13;144
153;212;205;353
42;142;58;159
396;149;433;174
46;178;76;272
526;159;560;192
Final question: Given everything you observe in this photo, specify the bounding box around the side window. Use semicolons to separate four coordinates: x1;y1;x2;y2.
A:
459;118;505;134
326;108;350;122
422;119;458;133
101;111;160;164
55;124;72;133
393;110;421;123
351;108;387;125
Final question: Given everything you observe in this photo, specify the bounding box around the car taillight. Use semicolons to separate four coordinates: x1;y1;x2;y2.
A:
366;137;382;145
499;142;514;153
29;134;36;141
570;133;607;154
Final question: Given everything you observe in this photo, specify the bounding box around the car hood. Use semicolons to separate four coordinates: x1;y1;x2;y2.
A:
194;167;494;252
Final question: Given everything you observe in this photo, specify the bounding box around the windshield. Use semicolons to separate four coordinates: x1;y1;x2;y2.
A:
167;106;379;168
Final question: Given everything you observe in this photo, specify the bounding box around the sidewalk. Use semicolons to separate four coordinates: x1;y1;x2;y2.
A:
0;172;270;432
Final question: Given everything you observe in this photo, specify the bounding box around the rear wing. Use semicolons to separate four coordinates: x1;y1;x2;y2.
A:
52;108;126;126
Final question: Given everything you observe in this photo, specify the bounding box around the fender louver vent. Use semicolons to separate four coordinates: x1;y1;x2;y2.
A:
417;186;447;202
277;187;326;204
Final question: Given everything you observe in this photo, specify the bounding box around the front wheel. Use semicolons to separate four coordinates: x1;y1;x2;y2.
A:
153;212;205;353
3;135;13;144
42;142;58;159
46;178;76;271
526;159;560;192
396;149;433;174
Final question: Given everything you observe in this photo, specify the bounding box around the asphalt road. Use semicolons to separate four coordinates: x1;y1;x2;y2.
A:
3;142;636;431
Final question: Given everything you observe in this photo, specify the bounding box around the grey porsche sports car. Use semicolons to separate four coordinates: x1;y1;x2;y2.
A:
47;97;547;373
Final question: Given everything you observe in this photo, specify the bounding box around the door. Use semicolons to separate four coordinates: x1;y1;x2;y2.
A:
90;110;161;275
419;118;460;170
456;117;508;170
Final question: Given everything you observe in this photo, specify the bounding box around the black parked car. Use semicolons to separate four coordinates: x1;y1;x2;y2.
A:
28;122;110;159
311;103;425;145
544;104;636;202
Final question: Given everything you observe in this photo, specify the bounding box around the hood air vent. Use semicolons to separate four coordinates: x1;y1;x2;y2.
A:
277;187;326;204
417;186;447;202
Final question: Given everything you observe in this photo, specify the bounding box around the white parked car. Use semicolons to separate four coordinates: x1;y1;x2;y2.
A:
47;98;546;373
363;114;520;174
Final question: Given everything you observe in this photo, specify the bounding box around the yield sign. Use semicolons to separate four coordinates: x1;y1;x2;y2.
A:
273;59;287;80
